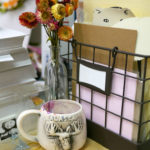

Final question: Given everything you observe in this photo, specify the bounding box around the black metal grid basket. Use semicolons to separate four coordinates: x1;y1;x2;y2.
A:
61;39;150;150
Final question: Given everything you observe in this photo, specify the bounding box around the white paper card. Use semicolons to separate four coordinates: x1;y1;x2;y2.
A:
79;64;106;91
113;17;150;60
0;55;14;62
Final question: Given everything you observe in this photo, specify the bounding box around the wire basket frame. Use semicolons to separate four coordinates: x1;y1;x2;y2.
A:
61;40;150;150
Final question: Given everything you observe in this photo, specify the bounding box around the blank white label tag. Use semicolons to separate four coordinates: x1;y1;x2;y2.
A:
0;54;14;62
79;64;106;91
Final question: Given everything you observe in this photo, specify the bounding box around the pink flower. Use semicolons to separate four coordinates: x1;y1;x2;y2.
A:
48;20;59;30
64;0;70;3
36;9;52;24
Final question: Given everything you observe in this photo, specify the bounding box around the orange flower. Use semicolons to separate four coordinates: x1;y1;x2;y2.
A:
9;0;18;6
51;0;57;3
58;26;73;41
32;97;43;106
3;0;18;8
65;3;74;17
19;12;38;28
3;2;9;8
36;0;49;11
70;0;78;10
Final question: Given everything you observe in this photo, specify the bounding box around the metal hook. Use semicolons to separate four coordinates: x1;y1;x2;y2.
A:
71;39;77;49
71;39;78;60
111;47;118;70
112;47;118;58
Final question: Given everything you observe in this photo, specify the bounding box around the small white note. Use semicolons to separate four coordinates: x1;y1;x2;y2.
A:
0;54;14;62
79;64;106;91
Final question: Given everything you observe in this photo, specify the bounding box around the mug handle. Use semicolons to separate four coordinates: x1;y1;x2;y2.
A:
17;109;40;142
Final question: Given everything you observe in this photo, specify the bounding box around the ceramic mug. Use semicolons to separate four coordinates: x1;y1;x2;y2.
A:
17;100;87;150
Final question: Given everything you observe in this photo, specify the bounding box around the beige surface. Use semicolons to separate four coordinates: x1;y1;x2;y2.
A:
28;138;108;150
0;138;108;150
84;0;150;23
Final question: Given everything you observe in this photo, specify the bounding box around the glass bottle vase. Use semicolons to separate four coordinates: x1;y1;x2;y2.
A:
45;45;68;100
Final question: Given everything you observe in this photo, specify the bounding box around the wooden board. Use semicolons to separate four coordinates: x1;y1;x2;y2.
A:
27;138;108;150
0;129;108;150
0;138;108;150
74;23;137;71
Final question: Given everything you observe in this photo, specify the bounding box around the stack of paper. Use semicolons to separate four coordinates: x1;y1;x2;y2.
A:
0;28;37;94
0;28;26;50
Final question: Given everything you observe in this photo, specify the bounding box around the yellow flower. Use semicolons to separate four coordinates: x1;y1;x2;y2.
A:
51;3;66;20
49;0;57;6
58;26;73;41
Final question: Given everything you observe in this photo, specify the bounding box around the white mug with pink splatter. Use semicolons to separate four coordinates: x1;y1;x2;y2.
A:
17;100;87;150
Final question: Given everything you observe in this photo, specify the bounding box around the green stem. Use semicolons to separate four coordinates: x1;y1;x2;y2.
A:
43;25;50;37
56;50;59;99
51;46;60;99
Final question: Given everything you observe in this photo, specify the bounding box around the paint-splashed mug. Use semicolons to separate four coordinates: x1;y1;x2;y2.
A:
17;100;87;150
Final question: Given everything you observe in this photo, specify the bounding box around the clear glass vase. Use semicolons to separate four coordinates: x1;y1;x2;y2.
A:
45;45;68;100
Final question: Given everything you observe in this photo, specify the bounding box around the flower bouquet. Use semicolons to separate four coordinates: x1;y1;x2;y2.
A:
19;0;78;100
19;0;78;43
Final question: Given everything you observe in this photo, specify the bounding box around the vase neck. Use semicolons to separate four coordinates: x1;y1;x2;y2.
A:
50;45;60;61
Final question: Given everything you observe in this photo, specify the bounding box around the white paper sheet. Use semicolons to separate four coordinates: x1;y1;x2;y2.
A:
0;55;14;62
113;17;150;60
0;28;25;39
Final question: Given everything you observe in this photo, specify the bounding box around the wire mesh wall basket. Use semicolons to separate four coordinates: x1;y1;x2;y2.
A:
61;39;150;150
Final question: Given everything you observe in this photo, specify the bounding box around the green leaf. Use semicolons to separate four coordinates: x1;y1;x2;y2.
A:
47;37;51;43
0;8;6;13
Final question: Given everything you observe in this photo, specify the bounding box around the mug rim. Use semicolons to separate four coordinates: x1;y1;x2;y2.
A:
41;99;82;117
